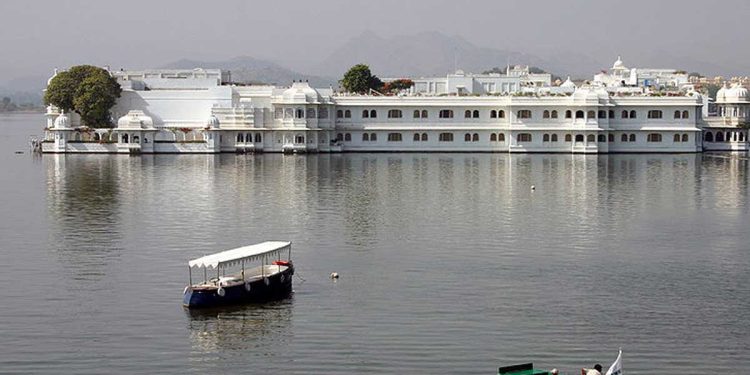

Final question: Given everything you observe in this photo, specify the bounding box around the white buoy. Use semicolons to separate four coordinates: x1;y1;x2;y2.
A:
330;272;339;279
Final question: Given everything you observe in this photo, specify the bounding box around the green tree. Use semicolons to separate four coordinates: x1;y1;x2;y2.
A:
341;64;383;93
382;79;414;93
44;65;122;127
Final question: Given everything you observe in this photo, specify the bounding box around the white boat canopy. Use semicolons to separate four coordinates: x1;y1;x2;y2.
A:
188;241;291;269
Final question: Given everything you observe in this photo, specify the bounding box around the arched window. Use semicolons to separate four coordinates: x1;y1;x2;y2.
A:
543;110;550;119
472;133;479;141
674;110;681;119
413;110;421;118
543;134;550;142
465;110;472;118
255;134;262;143
621;134;628;142
370;133;377;141
498;133;505;142
319;108;328;119
565;110;572;119
598;110;606;119
673;134;681;142
739;132;745;142
598;134;606;142
551;110;558;119
387;133;402;142
421;133;428;141
473;110;479;118
336;133;343;141
237;133;244;142
565;134;572;142
246;133;251;143
608;134;614;142
362;109;369;118
622;110;629;119
517;110;532;119
306;108;316;118
132;135;139;143
439;132;454;142
336;110;343;118
464;133;472;142
490;133;497;142
344;133;351;142
122;134;129;143
296;108;304;118
363;133;370;141
705;132;713;142
421;110;428;118
490;110;498;118
609;110;614;119
629;110;637;118
345;110;351;118
629;134;636;142
93;133;100;141
682;110;689;119
587;134;595;143
551;134;558;142
647;133;662;142
388;109;403;118
682;134;689;142
370;110;377;118
587;110;596;119
413;133;420;141
295;135;305;144
575;110;584;119
517;133;532;142
498;110;505;118
439;109;454;118
575;134;584;142
647;110;663;119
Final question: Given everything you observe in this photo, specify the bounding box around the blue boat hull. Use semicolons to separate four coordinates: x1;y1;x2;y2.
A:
183;267;293;308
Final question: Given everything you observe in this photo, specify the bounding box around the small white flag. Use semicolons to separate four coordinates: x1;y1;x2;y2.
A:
605;349;622;375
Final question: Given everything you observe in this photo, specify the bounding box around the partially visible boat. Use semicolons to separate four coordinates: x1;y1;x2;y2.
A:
498;363;551;375
183;241;294;308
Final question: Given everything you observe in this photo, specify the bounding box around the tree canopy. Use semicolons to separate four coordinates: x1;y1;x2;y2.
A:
44;65;122;127
340;64;383;94
382;79;414;93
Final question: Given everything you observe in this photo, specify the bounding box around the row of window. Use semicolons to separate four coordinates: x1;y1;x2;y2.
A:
276;108;330;119
705;131;747;142
236;133;263;143
333;132;690;143
335;109;691;120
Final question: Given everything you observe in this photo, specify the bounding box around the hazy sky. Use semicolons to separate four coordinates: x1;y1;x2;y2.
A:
1;0;749;85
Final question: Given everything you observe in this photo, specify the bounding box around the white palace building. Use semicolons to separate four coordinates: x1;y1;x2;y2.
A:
42;57;749;154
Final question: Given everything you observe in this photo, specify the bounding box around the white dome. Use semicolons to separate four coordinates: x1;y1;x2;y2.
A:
117;110;153;129
716;83;728;102
560;76;576;89
281;81;320;103
717;83;748;103
207;115;220;128
612;56;626;70
53;111;70;129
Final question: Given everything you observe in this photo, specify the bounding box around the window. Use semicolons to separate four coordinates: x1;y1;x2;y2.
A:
363;133;370;141
576;110;584;119
498;133;505;142
362;110;369;118
587;110;596;119
565;134;572;142
276;108;284;119
647;133;662;142
517;110;532;119
370;110;377;118
575;134;584;142
421;110;428;118
465;133;472;142
716;132;724;142
439;109;454;118
648;110;663;119
255;134;262;143
296;109;304;118
413;110;420;118
439;132;454;142
598;134;606;143
473;110;479;118
609;110;614;119
490;110;497;118
336;110;343;118
543;110;550;119
621;134;628;142
551;110;558;119
465;110;472;118
674;110;681;119
517;133;532;142
498;110;505;118
608;134;614;142
370;133;377;141
565;110;572;119
414;133;420;141
543;134;550;142
122;134;129;143
344;133;351;142
621;110;629;119
388;109;403;118
387;133;402;142
629;134;636;142
551;134;558;142
587;134;595;143
682;134;689;142
673;134;681;142
345;110;351;118
490;133;497;142
421;133;428;141
705;132;713;142
739;133;745;142
472;133;479;141
295;135;305;144
629;110;637;118
319;108;328;119
237;133;244;142
336;133;343;141
682;110;689;119
598;110;606;119
306;108;316;118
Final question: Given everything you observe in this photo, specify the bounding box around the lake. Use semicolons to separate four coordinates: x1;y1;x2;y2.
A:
1;113;748;374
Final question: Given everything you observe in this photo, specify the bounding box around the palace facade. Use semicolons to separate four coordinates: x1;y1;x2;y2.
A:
42;57;749;154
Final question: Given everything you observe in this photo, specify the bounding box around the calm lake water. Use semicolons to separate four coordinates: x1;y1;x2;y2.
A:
1;113;748;374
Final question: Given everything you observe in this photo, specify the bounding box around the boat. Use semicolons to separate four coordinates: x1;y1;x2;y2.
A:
183;241;294;308
498;363;551;375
